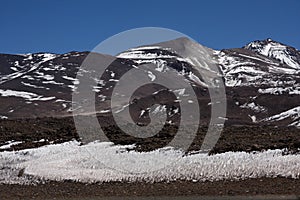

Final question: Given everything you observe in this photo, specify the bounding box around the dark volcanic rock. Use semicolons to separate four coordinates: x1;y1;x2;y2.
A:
0;38;299;128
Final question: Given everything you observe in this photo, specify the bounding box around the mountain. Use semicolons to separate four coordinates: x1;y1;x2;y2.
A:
0;38;299;128
214;39;300;126
0;51;88;118
244;38;300;69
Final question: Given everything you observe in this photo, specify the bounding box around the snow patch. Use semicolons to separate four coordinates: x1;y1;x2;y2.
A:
263;106;300;127
147;71;156;81
0;141;299;184
0;89;55;101
0;141;23;150
240;102;266;113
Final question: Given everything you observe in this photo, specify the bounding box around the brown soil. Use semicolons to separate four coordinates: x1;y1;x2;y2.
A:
0;117;299;154
0;117;77;151
0;178;299;200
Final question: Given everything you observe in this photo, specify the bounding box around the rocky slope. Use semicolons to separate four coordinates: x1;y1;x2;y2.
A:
0;38;299;127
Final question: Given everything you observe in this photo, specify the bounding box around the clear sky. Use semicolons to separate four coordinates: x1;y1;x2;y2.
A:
1;0;300;54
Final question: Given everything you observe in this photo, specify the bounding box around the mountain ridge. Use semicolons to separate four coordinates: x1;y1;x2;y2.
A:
0;38;299;128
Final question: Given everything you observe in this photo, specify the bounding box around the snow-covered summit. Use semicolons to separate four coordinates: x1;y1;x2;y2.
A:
244;38;300;69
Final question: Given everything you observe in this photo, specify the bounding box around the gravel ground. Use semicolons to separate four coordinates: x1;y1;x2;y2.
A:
0;178;300;200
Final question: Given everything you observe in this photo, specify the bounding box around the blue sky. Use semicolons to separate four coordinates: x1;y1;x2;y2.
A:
1;0;300;54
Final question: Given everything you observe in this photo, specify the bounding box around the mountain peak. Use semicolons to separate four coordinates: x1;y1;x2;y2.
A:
243;38;281;50
243;39;300;69
260;38;275;43
266;38;273;42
